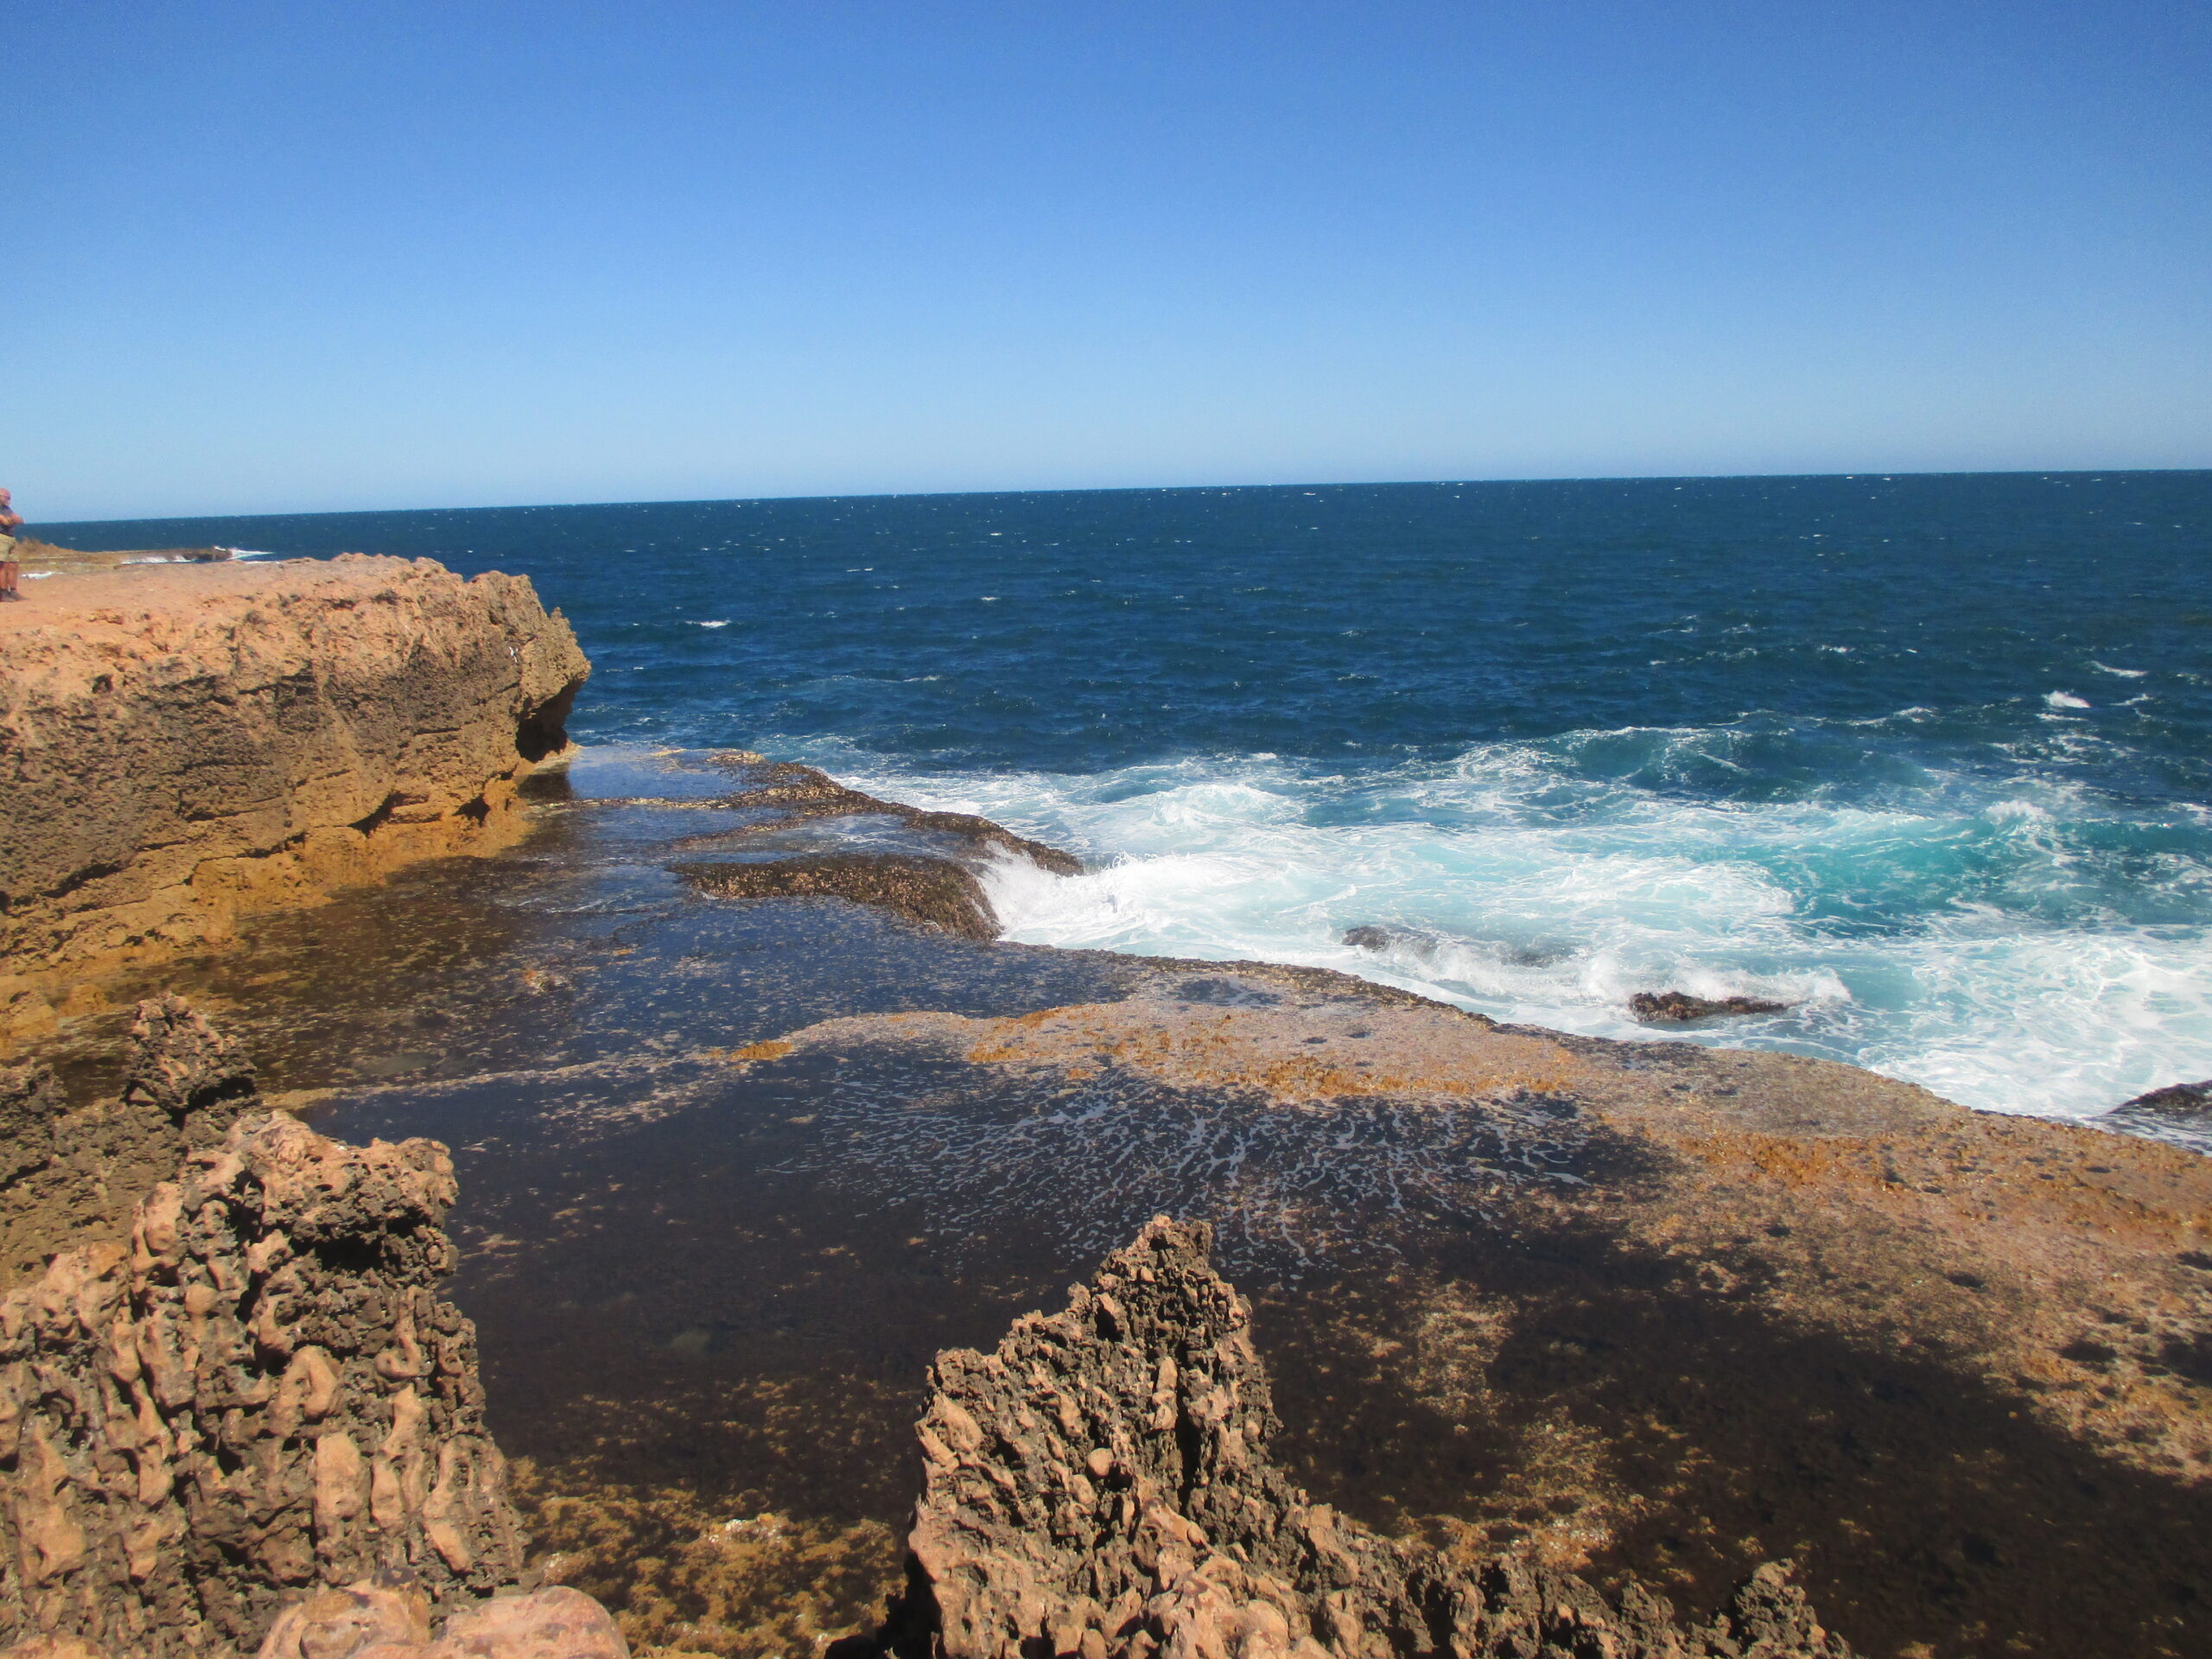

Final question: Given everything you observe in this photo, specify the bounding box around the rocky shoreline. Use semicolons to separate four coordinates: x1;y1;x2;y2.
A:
0;556;588;1044
1;560;2207;1658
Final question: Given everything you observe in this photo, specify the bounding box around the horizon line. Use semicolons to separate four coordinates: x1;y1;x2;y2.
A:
28;463;2212;531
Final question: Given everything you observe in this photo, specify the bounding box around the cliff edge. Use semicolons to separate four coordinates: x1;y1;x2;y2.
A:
0;556;588;1042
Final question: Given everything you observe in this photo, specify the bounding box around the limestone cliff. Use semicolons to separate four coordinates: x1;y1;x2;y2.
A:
906;1217;1851;1659
0;555;588;1041
0;1052;527;1654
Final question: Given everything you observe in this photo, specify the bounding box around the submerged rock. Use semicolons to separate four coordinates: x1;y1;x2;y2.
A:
904;1217;1852;1659
1628;991;1790;1024
675;852;1001;940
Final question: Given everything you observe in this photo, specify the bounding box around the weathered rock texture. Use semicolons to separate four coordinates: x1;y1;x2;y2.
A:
0;1093;526;1653
906;1217;1851;1659
1;997;260;1287
254;1580;626;1659
0;556;589;1042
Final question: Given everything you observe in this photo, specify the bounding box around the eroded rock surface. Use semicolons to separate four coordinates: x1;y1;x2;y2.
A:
906;1217;1849;1659
0;996;260;1286
0;555;589;1040
253;1580;626;1659
0;1095;526;1653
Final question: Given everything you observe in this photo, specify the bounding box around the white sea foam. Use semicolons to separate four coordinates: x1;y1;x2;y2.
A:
835;745;2212;1123
2044;690;2092;709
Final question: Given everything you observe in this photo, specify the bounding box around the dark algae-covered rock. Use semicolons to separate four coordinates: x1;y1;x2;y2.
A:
2111;1078;2212;1116
1628;991;1791;1024
692;760;1083;875
676;852;1003;940
904;1217;1850;1659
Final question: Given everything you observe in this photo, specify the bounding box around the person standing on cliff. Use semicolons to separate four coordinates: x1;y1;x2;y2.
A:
0;488;22;601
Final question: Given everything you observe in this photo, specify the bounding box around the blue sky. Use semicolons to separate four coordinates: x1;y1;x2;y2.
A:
6;1;2209;520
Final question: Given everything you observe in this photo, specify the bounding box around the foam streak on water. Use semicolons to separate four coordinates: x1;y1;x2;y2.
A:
836;735;2212;1122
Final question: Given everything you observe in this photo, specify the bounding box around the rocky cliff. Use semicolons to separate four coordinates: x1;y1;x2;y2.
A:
0;1004;530;1656
0;556;588;1043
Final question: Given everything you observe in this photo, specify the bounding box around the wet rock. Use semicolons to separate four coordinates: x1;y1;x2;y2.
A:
0;1062;63;1184
685;760;1084;875
2099;1078;2212;1154
2112;1078;2212;1116
121;992;261;1133
674;853;1001;941
1340;925;1393;951
903;1217;1851;1659
0;1016;528;1656
1629;990;1791;1024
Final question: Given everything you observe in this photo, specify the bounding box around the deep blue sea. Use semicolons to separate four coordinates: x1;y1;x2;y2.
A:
40;472;2212;1120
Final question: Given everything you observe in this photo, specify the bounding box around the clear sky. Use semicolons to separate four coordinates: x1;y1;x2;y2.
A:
7;1;2209;521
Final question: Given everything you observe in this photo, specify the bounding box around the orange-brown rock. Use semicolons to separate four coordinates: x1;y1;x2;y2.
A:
0;556;588;1043
0;1100;526;1655
0;995;260;1287
905;1217;1849;1659
253;1580;627;1658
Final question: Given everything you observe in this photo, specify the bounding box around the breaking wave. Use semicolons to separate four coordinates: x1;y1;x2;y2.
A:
830;730;2212;1122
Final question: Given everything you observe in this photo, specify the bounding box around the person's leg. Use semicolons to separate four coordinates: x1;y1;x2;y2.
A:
0;559;20;600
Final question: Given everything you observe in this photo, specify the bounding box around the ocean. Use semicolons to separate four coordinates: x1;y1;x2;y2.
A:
42;470;2212;1122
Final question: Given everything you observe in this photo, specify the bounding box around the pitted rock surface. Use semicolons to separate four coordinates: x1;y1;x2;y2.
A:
907;1217;1851;1659
1;998;261;1286
0;1104;525;1655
